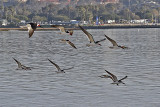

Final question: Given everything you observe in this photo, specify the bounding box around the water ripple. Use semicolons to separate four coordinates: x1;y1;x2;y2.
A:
0;29;160;107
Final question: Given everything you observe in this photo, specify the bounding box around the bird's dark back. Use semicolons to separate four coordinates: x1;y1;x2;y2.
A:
29;23;37;29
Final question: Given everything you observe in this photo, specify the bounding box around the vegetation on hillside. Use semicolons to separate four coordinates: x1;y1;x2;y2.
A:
0;0;160;25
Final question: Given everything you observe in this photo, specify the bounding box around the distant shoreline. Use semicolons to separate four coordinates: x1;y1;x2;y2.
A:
0;27;79;31
82;23;160;29
0;24;159;31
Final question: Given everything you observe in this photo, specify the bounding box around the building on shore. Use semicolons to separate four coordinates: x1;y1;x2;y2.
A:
130;19;148;24
0;19;8;26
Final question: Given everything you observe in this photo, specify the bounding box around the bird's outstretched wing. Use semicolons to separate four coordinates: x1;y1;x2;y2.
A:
13;58;22;68
28;29;34;38
79;25;95;43
48;59;61;71
63;67;74;70
95;38;106;43
105;35;118;46
99;74;111;78
26;23;37;38
51;25;65;32
66;40;77;49
119;76;127;81
105;70;118;82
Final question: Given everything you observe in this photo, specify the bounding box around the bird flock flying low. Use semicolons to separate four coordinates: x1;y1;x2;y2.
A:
13;22;128;86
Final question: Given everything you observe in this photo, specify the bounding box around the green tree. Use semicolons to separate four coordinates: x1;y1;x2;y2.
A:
4;7;9;20
8;6;16;22
53;15;69;21
32;16;47;22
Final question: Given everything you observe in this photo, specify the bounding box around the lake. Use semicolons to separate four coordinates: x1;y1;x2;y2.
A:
0;28;160;107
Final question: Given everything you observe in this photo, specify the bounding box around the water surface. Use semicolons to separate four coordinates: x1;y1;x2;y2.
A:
0;28;160;107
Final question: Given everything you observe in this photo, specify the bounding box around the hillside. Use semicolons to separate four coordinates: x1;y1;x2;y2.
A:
0;0;160;27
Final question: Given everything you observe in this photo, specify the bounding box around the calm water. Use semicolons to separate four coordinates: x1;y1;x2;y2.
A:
0;28;160;107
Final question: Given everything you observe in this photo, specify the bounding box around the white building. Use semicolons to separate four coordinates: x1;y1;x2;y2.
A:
130;19;148;24
107;20;115;24
0;19;8;26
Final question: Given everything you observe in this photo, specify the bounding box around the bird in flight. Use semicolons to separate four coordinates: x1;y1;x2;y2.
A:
104;70;127;85
26;23;43;38
105;35;128;49
48;59;74;73
60;39;77;49
13;58;31;70
78;25;106;46
51;25;73;35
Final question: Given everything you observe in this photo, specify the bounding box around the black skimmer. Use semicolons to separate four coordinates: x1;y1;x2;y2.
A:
105;35;128;49
105;70;127;85
26;23;42;38
51;25;73;35
78;25;106;46
48;59;73;73
13;58;31;70
60;39;77;49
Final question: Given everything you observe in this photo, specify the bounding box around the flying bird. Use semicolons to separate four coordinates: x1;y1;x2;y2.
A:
78;25;106;46
104;70;127;85
51;25;73;35
105;35;128;49
26;23;42;38
60;39;77;49
13;58;31;70
48;59;73;73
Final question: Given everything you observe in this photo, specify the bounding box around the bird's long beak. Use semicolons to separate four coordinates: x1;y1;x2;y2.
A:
39;25;43;28
98;43;102;46
37;24;43;28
